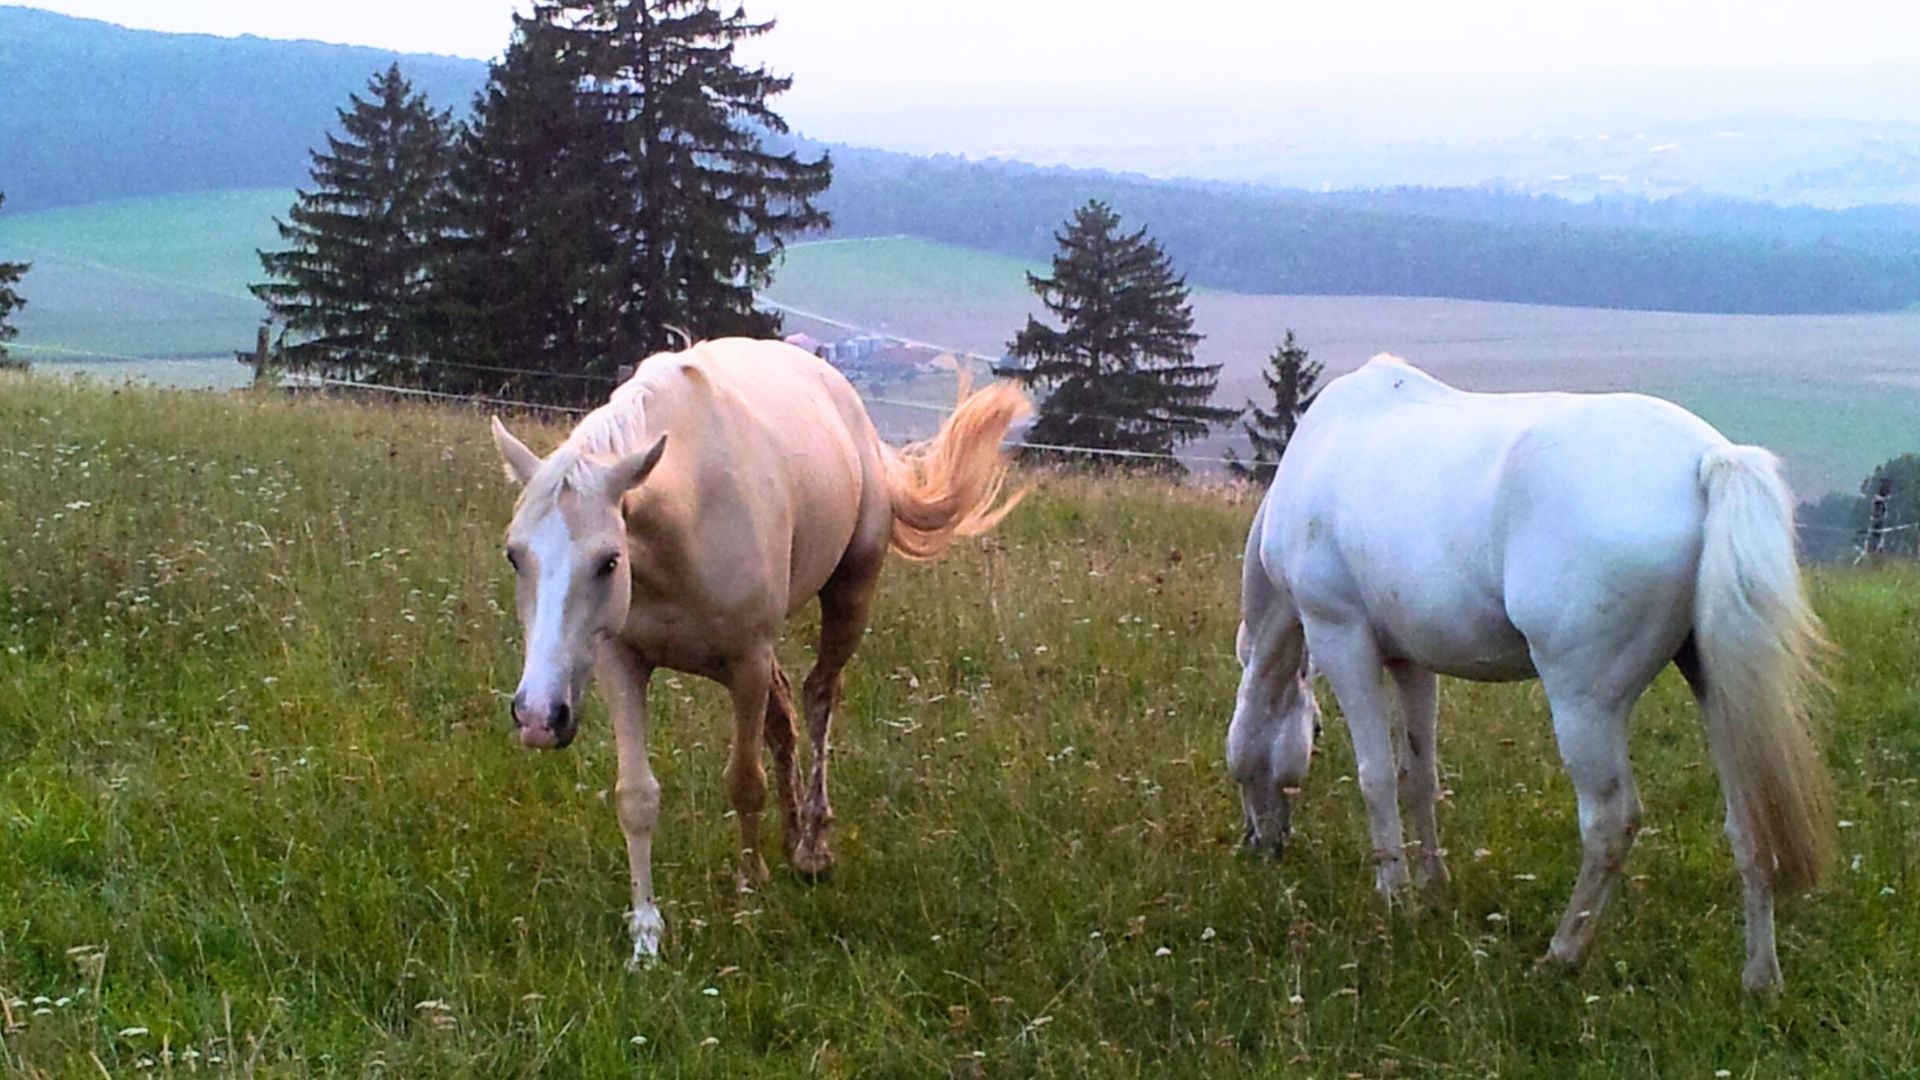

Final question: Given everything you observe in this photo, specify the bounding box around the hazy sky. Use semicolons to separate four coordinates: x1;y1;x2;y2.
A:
24;0;1920;97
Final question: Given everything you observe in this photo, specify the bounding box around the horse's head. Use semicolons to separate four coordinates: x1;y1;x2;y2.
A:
1227;626;1321;858
491;417;667;750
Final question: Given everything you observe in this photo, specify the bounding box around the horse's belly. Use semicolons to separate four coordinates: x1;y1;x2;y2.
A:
1412;642;1537;682
1373;603;1536;682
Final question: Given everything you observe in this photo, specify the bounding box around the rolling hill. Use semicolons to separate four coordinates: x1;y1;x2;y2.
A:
7;6;1920;314
7;187;1913;497
0;5;485;212
0;188;289;363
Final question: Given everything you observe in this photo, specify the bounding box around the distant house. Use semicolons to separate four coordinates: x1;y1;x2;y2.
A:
783;332;824;356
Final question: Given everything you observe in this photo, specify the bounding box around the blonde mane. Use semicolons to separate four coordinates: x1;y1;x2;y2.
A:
515;357;668;512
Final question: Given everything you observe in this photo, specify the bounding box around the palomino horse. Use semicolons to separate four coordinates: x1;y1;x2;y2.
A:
1228;355;1832;991
490;338;1027;967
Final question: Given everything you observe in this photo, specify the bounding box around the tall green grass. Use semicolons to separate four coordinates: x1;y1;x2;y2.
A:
0;376;1915;1076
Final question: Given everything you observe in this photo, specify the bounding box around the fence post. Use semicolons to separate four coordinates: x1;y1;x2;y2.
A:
251;323;270;390
1864;478;1892;562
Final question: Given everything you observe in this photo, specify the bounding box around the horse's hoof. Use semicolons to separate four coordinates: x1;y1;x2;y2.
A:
790;832;835;880
1530;951;1578;979
736;851;770;893
1240;825;1289;861
1414;863;1453;903
627;904;665;970
1373;867;1412;898
1742;960;1783;995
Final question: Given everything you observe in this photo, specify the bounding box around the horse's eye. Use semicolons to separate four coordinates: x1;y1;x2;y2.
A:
597;554;621;578
505;549;520;571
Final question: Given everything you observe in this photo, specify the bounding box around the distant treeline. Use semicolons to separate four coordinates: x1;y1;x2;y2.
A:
0;6;487;211
816;150;1920;315
7;5;1920;315
1308;186;1920;255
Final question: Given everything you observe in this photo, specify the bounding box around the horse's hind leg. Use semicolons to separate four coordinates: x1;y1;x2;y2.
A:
764;659;802;862
724;648;777;892
1536;675;1644;970
1389;662;1449;893
1307;620;1412;897
1677;642;1781;992
794;550;881;877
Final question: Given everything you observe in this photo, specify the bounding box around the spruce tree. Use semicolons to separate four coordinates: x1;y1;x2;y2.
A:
448;1;830;392
446;8;629;400
1858;453;1920;559
0;193;27;371
588;0;831;353
996;200;1234;468
1227;330;1322;484
253;64;456;383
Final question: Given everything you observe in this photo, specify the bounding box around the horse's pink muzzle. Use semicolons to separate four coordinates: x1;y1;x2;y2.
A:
510;694;577;750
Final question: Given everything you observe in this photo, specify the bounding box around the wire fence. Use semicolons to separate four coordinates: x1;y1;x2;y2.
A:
251;322;1249;466
19;335;1915;559
305;374;1246;465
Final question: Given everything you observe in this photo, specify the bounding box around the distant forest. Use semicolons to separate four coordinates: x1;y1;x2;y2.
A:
814;150;1920;314
0;6;487;210
6;5;1920;315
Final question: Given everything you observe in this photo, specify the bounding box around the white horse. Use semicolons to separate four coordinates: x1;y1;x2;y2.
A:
1228;354;1832;992
490;338;1027;967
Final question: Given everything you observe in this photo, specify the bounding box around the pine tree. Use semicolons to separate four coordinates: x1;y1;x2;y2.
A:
995;200;1234;469
1227;330;1322;484
0;193;27;371
445;9;629;400
253;64;457;383
587;0;831;353
447;1;831;393
1858;453;1920;559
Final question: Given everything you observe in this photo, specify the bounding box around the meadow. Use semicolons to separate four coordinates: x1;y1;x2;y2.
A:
767;239;1920;496
0;190;290;364
0;376;1917;1077
7;193;1920;492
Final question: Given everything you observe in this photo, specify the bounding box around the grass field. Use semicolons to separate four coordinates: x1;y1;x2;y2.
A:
0;189;291;363
0;377;1917;1076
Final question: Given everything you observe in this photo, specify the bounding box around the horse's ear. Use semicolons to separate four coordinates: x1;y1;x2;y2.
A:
604;435;668;498
491;416;541;487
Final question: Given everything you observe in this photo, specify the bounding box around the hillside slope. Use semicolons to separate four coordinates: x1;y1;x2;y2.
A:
0;188;289;360
818;151;1920;314
5;8;1920;313
0;5;486;211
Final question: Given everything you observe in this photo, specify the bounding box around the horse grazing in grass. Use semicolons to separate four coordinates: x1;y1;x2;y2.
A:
1228;354;1832;992
490;337;1028;967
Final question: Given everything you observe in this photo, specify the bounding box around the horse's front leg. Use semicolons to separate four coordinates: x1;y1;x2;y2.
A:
1389;662;1450;895
1309;623;1412;897
596;640;664;969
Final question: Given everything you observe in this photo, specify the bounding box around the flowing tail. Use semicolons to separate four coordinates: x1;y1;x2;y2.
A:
882;380;1031;560
1694;444;1833;895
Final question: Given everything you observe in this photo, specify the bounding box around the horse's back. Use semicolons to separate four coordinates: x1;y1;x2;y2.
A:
628;339;885;617
1267;356;1727;679
646;338;871;439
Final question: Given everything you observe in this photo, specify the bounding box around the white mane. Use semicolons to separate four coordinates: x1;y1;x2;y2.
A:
522;359;668;504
